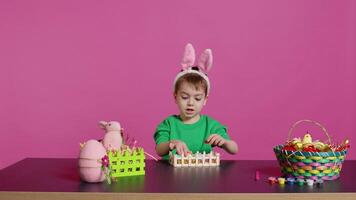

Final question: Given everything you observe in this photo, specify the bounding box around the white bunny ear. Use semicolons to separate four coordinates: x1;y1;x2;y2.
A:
181;43;196;70
197;49;213;73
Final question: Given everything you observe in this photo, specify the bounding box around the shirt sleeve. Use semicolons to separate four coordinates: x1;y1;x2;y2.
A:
209;118;231;141
153;119;171;145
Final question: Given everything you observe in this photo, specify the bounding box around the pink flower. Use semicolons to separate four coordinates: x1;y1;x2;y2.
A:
101;155;109;167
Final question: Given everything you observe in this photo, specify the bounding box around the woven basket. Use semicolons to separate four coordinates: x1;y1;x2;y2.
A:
273;120;348;180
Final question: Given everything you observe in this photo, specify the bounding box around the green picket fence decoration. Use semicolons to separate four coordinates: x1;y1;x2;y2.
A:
107;148;145;177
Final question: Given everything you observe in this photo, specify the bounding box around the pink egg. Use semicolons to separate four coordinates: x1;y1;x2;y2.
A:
78;140;107;183
79;167;106;183
79;140;107;159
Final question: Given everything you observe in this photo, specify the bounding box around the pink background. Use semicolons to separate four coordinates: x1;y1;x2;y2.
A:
1;0;355;169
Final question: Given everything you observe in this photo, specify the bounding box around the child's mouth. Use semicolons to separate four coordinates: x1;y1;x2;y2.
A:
186;108;194;113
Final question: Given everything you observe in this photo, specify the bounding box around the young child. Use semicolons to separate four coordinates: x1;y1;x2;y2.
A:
154;43;238;159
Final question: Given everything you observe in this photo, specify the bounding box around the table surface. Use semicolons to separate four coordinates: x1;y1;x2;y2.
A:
0;158;356;193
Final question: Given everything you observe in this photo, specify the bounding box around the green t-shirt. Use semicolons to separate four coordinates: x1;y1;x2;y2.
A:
154;115;230;159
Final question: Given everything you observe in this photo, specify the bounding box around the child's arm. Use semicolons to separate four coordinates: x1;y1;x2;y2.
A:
155;140;191;156
206;134;238;154
155;142;171;157
222;140;238;154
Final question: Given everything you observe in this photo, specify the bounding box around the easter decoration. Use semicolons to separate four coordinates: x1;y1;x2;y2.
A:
169;151;220;167
99;121;146;181
78;140;107;183
107;145;145;178
99;121;123;151
79;120;157;183
273;119;350;182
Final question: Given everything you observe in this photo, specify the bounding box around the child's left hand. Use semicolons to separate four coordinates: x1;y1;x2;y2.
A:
205;134;226;147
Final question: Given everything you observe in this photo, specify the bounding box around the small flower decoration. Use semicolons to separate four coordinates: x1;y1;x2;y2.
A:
101;155;109;167
101;155;112;184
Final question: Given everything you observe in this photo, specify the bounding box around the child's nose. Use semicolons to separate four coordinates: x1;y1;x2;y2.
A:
187;98;194;105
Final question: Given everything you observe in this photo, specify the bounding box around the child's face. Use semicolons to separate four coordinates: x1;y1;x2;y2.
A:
174;82;207;120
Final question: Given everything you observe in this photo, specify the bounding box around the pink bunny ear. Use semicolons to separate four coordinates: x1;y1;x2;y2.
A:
181;43;196;70
197;49;213;73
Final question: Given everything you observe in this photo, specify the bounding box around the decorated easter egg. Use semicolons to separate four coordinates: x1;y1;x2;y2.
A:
78;139;107;183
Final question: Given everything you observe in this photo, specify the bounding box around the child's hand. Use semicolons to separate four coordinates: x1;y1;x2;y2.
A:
169;140;192;156
205;134;226;147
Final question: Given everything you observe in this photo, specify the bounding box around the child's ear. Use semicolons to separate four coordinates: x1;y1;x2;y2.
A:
173;93;178;103
203;96;208;106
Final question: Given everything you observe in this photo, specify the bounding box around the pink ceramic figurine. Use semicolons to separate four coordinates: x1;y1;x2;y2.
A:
99;121;123;151
78;140;107;183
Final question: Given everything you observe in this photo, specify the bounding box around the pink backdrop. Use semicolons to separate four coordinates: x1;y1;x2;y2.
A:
1;0;355;169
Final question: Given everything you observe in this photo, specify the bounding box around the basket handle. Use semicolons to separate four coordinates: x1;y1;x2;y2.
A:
287;119;331;144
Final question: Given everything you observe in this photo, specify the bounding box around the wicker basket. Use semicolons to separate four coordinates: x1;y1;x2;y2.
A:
273;120;348;180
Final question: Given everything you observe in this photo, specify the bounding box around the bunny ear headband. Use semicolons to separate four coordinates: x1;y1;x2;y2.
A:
173;43;213;95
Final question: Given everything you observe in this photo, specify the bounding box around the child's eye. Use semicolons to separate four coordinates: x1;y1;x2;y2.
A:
181;96;188;100
195;98;202;101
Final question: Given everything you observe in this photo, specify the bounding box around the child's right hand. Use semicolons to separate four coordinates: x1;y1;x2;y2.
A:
169;140;191;156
